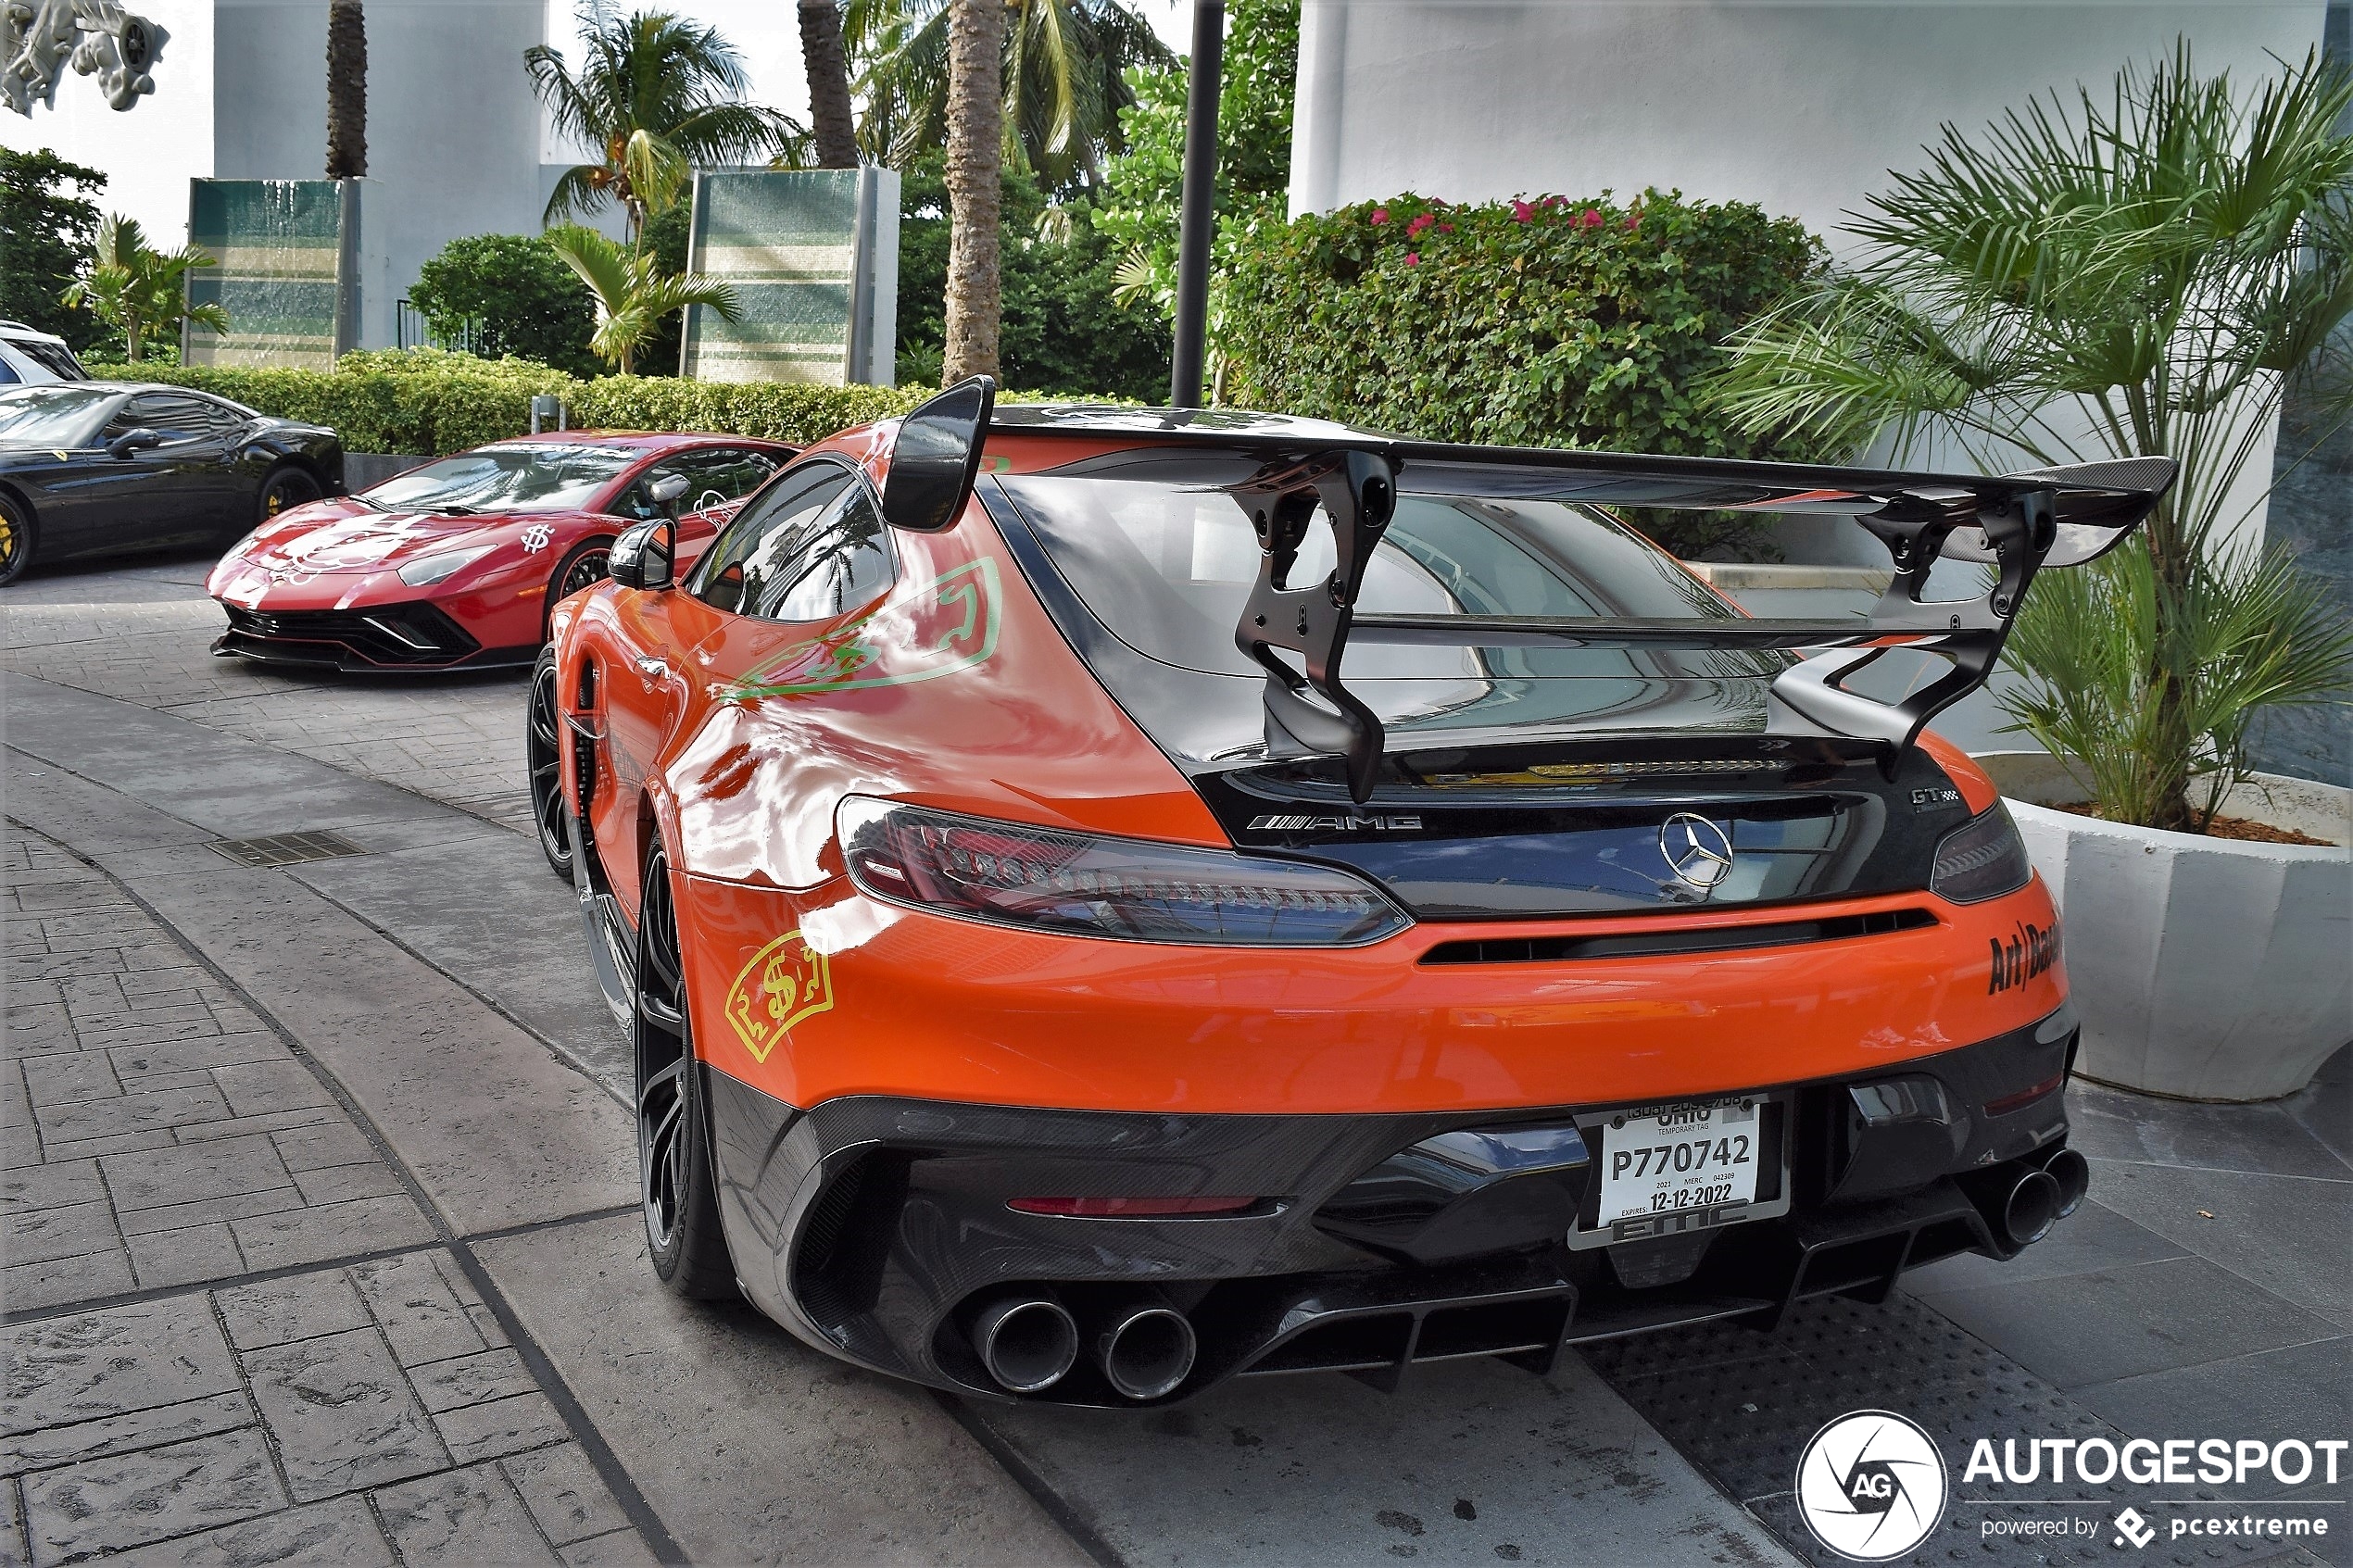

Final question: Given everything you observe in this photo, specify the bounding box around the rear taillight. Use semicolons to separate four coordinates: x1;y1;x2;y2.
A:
837;797;1411;947
1931;803;2032;904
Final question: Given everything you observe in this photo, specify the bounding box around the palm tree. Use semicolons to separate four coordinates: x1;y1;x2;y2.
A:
1708;44;2353;834
799;2;861;169
849;0;1172;188
528;8;807;242
939;0;1005;382
60;215;230;363
545;223;740;375
325;0;367;178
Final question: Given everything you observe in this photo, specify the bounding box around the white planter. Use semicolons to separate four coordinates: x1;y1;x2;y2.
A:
1972;753;2353;1102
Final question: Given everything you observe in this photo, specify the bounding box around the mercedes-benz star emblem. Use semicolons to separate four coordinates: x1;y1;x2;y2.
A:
1659;812;1735;891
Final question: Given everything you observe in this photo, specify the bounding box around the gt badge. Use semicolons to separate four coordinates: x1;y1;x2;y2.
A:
521;524;553;554
724;932;835;1062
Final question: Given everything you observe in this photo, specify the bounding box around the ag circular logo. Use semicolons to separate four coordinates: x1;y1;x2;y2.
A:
1794;1410;1948;1562
1658;811;1735;891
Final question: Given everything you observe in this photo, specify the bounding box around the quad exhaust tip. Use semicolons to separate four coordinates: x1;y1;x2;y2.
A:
2002;1167;2063;1248
1097;1296;1198;1402
2041;1147;2089;1219
972;1294;1080;1394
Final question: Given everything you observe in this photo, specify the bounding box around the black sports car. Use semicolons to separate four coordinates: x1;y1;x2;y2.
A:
0;383;345;586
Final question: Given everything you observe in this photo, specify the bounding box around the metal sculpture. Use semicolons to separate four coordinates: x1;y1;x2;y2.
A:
2;0;169;116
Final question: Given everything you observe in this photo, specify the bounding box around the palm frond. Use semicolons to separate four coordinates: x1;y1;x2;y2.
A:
1713;43;2353;830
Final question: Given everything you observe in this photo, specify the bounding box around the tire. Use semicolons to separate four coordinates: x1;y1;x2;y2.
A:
255;464;322;528
525;649;572;880
635;845;736;1298
544;536;615;642
0;493;33;587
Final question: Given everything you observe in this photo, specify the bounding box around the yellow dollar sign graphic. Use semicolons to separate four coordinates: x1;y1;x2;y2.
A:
761;953;799;1020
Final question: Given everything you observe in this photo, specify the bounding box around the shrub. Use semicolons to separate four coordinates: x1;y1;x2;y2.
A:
568;375;925;444
89;350;930;454
1219;190;1828;556
409;234;598;377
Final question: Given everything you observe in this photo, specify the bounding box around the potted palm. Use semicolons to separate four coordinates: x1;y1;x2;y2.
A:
1711;44;2352;1101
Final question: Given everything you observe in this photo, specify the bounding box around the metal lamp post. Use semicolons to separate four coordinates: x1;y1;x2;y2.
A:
1169;0;1225;409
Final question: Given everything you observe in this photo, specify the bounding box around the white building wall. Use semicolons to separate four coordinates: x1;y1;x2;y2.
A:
1289;0;2322;558
5;0;814;347
212;0;551;349
1290;1;2328;247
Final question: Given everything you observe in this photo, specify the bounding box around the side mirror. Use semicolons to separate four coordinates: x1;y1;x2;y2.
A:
648;472;690;516
107;428;163;458
609;519;673;591
880;376;995;532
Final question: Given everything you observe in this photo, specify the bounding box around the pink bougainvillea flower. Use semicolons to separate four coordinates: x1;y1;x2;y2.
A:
1404;252;1420;266
1544;195;1567;208
1510;199;1533;222
1406;212;1434;237
1578;207;1604;228
1625;209;1642;230
1370;207;1390;225
1437;222;1454;233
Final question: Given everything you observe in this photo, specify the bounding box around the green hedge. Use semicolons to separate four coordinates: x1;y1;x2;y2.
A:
92;349;931;455
1219;190;1827;555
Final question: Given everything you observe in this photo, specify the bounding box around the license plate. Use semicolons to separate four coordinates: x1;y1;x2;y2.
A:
1593;1099;1761;1224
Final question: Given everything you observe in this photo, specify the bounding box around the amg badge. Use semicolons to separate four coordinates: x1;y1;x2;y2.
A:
1248;814;1423;833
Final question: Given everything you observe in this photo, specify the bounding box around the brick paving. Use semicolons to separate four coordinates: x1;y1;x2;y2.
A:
1;1260;648;1565
0;558;532;827
2;827;655;1565
3;831;436;1309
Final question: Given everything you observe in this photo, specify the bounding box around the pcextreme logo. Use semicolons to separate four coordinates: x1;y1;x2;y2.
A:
1794;1411;1949;1562
723;932;834;1063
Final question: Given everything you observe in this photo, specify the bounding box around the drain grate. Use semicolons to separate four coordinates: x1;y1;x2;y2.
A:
208;829;370;869
1581;1292;2333;1567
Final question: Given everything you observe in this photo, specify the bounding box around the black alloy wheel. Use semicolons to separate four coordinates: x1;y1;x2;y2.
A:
545;538;615;641
635;846;736;1298
525;649;572;879
0;494;32;586
257;464;322;525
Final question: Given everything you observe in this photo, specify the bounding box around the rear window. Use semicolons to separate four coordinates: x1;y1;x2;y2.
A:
997;475;1777;681
5;336;86;380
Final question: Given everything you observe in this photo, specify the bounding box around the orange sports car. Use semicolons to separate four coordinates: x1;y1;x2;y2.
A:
535;382;2170;1406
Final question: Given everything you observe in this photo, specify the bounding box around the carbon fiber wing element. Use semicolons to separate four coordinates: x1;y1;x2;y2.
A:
1228;445;2176;802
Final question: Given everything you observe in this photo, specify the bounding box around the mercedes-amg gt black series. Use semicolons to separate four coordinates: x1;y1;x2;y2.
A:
537;383;2174;1407
0;382;344;585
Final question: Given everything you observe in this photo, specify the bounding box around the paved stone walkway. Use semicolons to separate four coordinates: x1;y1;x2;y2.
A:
0;557;529;827
5;833;432;1309
4;553;2343;1568
2;827;659;1566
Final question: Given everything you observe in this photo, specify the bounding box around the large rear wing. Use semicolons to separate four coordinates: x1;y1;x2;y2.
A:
1221;443;2176;801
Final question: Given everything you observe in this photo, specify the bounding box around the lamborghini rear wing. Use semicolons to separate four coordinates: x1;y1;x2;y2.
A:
1223;444;2177;801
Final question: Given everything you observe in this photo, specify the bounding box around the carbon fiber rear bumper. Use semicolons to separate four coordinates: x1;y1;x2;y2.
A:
705;1007;2078;1406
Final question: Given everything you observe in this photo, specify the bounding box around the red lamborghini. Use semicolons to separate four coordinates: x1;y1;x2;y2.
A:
207;431;792;671
535;381;2171;1407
